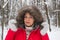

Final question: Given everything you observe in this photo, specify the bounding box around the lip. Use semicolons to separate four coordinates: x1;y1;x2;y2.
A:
26;22;30;23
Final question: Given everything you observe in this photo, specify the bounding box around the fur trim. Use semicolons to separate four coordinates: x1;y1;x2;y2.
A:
40;22;49;35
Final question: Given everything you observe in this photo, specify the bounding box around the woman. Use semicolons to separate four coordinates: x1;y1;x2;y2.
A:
5;5;49;40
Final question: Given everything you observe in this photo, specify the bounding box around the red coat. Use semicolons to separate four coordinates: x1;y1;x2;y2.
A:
5;26;49;40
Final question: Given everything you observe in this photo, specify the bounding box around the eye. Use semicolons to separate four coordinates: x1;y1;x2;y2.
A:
24;16;27;18
30;16;33;18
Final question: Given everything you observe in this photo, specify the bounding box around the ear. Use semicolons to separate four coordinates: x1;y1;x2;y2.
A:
40;22;49;35
8;19;17;31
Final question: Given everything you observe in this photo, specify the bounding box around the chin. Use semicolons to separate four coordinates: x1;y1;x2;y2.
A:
25;25;32;27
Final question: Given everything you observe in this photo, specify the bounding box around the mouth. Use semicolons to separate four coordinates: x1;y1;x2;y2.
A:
26;22;30;24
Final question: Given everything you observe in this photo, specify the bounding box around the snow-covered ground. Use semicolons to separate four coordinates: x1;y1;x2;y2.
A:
48;26;60;40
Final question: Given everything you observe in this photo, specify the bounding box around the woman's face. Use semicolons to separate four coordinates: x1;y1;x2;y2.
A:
24;13;34;27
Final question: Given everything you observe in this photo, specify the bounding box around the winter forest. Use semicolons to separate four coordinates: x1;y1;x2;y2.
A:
0;0;60;40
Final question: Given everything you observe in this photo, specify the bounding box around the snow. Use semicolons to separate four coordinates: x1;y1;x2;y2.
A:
48;26;60;40
0;27;2;40
3;27;9;40
48;30;60;40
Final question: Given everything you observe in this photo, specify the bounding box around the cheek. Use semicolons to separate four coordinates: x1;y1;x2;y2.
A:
30;19;34;24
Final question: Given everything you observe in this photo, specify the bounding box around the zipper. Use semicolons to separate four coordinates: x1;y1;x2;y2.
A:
24;29;34;40
28;26;40;40
28;30;35;40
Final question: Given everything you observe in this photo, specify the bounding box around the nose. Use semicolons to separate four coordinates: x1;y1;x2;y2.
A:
26;17;30;21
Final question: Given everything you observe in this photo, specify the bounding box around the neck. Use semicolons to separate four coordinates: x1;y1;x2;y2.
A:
25;25;33;31
25;24;34;27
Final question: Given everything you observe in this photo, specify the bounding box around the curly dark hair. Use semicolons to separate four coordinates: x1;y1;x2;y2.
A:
16;5;44;30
